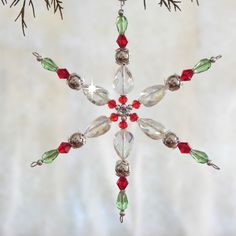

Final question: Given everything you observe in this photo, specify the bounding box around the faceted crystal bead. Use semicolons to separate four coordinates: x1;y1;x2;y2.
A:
42;149;59;164
114;129;134;159
83;85;109;106
132;100;141;109
190;149;209;164
113;66;134;95
110;113;119;122
138;85;166;107
41;58;58;72
117;34;128;48
116;191;128;211
85;116;111;138
57;69;70;79
137;118;166;140
177;142;191;154
116;15;128;34
108;100;117;109
180;69;194;81
117;177;128;190
119;120;128;129
129;113;139;122
119;95;128;104
193;59;211;74
57;142;72;153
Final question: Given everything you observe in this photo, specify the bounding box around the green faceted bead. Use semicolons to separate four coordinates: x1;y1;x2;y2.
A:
193;58;212;74
116;15;128;34
190;149;209;164
42;149;59;164
116;191;128;211
41;58;59;72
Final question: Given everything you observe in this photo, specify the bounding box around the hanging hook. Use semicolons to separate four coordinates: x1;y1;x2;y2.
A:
207;160;220;170
120;214;124;223
31;159;43;168
144;0;146;10
210;55;222;63
32;52;43;62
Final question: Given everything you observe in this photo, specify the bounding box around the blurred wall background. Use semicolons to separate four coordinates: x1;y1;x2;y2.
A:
0;0;235;235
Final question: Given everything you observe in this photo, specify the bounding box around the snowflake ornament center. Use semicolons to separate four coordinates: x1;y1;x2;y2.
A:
31;0;221;223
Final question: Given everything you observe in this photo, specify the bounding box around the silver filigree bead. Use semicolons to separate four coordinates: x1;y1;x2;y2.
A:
115;48;129;65
115;160;130;177
165;75;181;91
67;73;83;90
68;132;86;148
163;132;179;149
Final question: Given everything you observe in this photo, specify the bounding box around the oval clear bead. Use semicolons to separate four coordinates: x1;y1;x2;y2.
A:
137;118;166;140
83;84;109;106
138;85;166;107
113;66;134;95
85;116;111;138
114;129;134;159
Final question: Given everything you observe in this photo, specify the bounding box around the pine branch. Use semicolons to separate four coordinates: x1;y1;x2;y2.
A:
51;0;63;20
1;0;7;5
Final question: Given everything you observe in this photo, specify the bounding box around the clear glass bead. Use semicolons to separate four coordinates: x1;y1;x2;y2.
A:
116;191;128;211
114;129;134;159
137;118;166;140
138;85;166;107
113;66;134;95
193;58;212;74
41;58;58;72
83;84;109;106
85;116;111;138
42;149;59;164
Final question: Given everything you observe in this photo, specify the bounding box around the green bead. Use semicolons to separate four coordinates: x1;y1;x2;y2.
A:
190;149;209;164
193;58;211;74
116;191;128;211
42;149;59;164
116;15;128;34
41;58;59;72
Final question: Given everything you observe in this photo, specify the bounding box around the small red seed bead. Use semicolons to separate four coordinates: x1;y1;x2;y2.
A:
110;113;119;122
119;120;128;129
180;69;194;81
57;142;72;154
57;69;70;79
177;142;192;154
108;100;117;109
132;100;141;109
129;113;139;122
119;95;128;104
116;34;128;49
117;177;129;190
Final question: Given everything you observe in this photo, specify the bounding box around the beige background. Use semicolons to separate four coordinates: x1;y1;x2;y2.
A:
0;0;235;236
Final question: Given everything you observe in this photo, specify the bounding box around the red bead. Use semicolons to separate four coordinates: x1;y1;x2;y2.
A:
57;142;72;154
129;113;139;122
110;113;119;122
180;69;194;81
119;120;128;129
116;34;128;49
177;142;192;154
132;100;141;109
57;69;70;79
119;95;128;104
108;100;117;109
117;177;128;190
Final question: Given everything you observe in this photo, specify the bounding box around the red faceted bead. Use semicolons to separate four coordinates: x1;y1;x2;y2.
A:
110;113;119;122
116;34;128;49
130;113;139;122
117;177;128;190
108;100;117;109
119;95;128;104
132;100;141;109
177;142;192;154
57;142;72;154
180;69;194;81
57;68;70;79
119;120;128;129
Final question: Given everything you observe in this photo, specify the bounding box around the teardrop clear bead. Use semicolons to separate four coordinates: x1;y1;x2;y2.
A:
114;129;134;159
83;84;109;106
137;118;166;140
138;85;166;107
113;66;134;95
85;116;111;138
